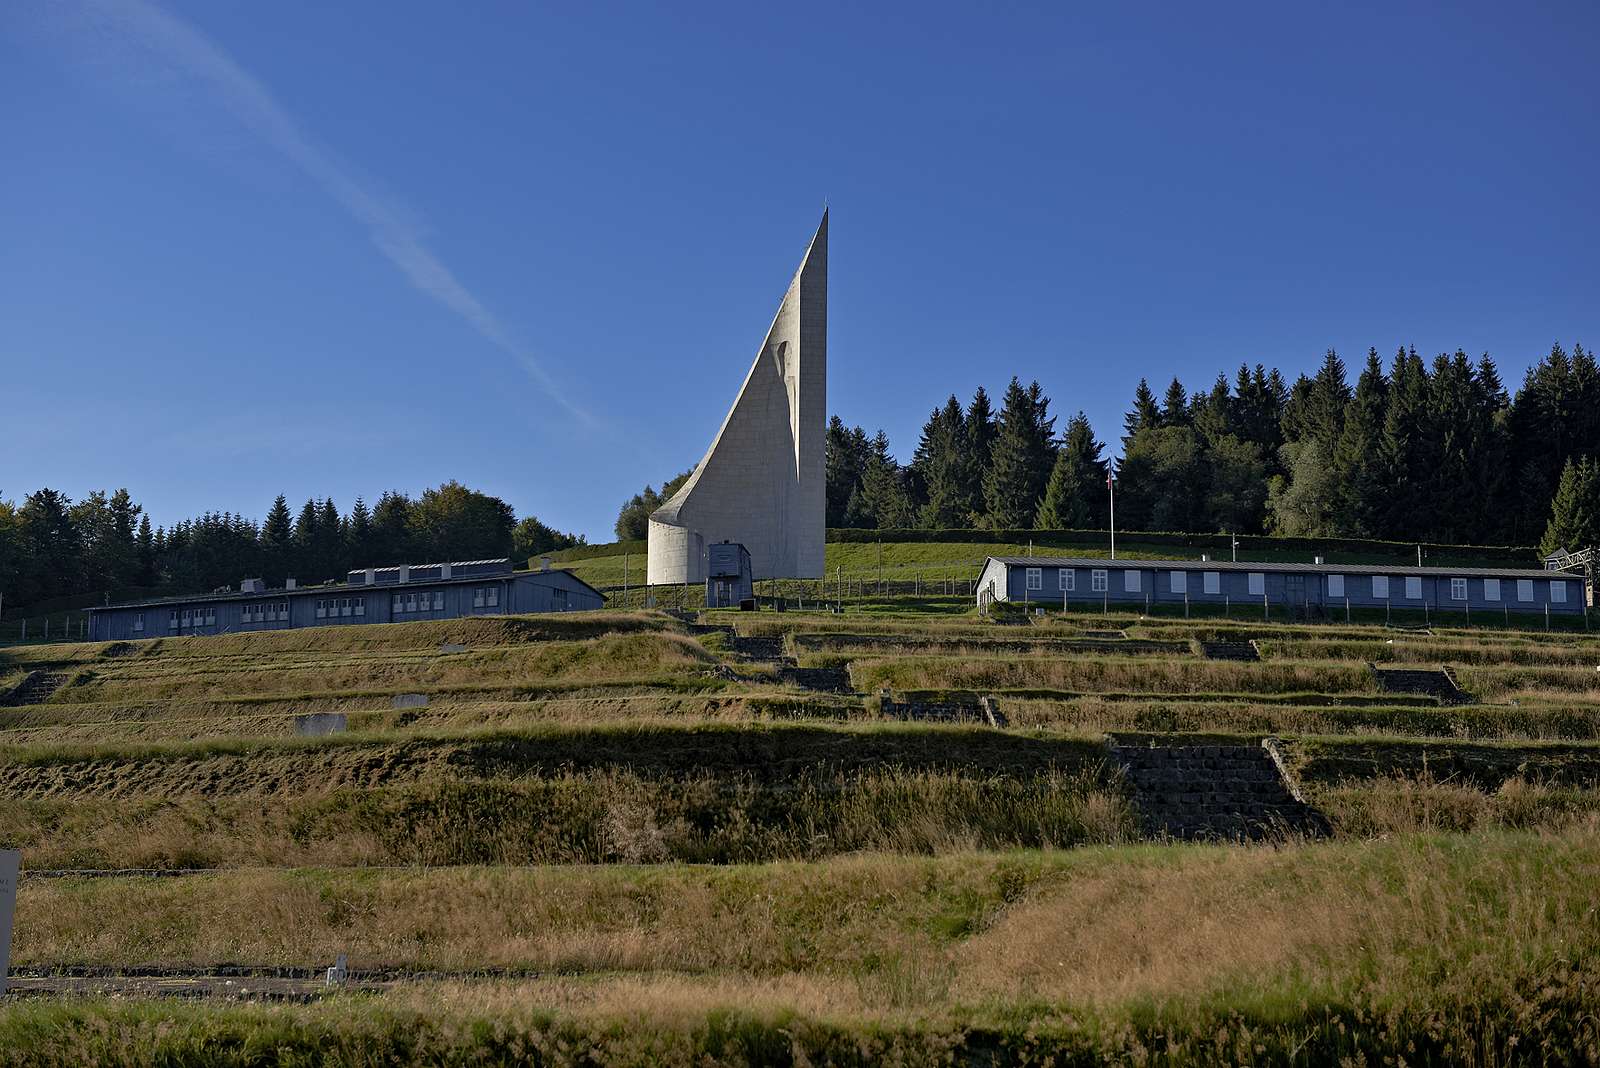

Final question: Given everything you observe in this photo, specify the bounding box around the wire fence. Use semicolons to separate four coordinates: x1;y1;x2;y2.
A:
598;573;981;612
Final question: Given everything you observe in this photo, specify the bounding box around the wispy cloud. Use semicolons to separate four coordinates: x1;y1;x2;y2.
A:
51;0;594;425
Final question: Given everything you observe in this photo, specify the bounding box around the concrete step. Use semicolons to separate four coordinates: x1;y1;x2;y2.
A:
1199;640;1260;661
1372;667;1468;704
1111;741;1330;842
1;671;70;707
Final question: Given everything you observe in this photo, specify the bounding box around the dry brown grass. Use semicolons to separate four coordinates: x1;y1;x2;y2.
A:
49;632;716;707
850;654;1374;696
13;833;1598;1010
1316;774;1600;836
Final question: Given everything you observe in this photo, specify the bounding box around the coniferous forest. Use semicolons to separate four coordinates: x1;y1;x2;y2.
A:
0;481;583;612
817;343;1600;555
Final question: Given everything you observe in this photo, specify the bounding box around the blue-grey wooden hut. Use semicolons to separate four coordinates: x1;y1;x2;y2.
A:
976;555;1588;619
705;541;754;608
86;559;605;641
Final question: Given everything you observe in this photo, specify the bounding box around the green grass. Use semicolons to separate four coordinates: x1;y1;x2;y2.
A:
4;834;1599;1065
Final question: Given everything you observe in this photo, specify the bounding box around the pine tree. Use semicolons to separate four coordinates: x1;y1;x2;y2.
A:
1540;456;1600;557
1160;377;1190;428
371;491;413;566
983;378;1054;529
259;495;294;584
1035;413;1105;529
1378;347;1429;538
913;396;974;528
1192;374;1234;446
347;497;374;565
136;513;156;586
292;499;320;579
825;416;868;527
964;386;997;518
1305;349;1351;453
1330;349;1387;536
855;431;915;529
316;498;344;579
1122;378;1160;453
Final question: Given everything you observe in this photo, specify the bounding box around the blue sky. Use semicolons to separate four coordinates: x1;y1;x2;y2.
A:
3;1;1596;542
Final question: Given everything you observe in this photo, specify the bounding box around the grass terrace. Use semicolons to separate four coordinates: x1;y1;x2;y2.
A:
2;568;1598;1061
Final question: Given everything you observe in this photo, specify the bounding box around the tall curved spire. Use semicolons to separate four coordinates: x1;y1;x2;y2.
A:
647;212;827;584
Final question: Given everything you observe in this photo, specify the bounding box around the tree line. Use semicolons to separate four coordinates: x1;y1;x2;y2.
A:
0;481;583;611
810;342;1598;554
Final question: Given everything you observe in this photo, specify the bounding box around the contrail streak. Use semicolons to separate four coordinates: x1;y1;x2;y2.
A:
58;0;594;424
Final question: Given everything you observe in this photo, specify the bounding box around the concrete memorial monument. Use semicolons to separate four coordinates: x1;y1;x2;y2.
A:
647;212;828;584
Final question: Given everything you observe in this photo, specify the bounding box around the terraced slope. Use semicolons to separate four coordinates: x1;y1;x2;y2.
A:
2;604;1599;1062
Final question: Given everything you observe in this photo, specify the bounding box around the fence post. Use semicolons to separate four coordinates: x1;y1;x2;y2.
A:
1346;597;1350;624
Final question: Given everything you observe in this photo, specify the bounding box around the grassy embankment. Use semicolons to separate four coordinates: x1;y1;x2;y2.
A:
3;833;1598;1064
4;604;1600;1060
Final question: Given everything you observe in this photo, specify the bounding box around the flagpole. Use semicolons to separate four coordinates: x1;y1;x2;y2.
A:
1108;470;1116;560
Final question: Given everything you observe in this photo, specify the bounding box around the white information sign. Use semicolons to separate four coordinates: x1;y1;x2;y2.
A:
0;849;17;996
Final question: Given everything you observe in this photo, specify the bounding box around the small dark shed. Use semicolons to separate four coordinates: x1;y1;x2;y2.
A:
706;542;754;609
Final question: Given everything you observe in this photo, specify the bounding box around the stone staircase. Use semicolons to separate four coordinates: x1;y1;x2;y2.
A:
1110;740;1330;841
1199;640;1260;661
690;625;855;694
879;692;1008;728
1;671;71;707
1372;666;1468;704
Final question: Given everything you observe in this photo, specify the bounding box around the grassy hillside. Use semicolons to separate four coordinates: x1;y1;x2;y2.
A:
3;604;1599;1061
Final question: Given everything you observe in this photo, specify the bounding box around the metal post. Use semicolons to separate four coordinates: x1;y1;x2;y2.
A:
1346;597;1350;624
1108;475;1116;560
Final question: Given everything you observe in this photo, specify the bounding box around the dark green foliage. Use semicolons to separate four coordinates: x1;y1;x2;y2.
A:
1117;426;1205;532
852;431;916;529
1122;377;1160;452
1540;456;1600;557
982;378;1054;528
513;516;585;561
258;495;293;585
614;468;693;540
1330;349;1388;536
825;417;872;527
1035;413;1107;529
912;396;976;528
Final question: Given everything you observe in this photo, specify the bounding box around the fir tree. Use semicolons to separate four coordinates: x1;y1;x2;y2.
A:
1160;377;1190;428
913;396;974;528
1378;347;1429;538
983;378;1054;529
1122;378;1160;453
347;497;374;564
371;491;413;566
1192;374;1234;446
825;416;869;527
855;431;915;529
964;386;997;515
292;499;320;579
260;495;294;584
1331;349;1388;536
1540;456;1600;557
136;513;156;586
1035;412;1105;529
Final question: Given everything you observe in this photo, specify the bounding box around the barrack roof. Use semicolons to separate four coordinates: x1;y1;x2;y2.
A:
985;555;1568;581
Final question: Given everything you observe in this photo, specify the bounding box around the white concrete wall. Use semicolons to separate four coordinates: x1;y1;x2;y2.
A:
648;212;828;584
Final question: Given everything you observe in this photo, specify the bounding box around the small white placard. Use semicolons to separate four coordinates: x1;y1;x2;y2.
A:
0;849;18;996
